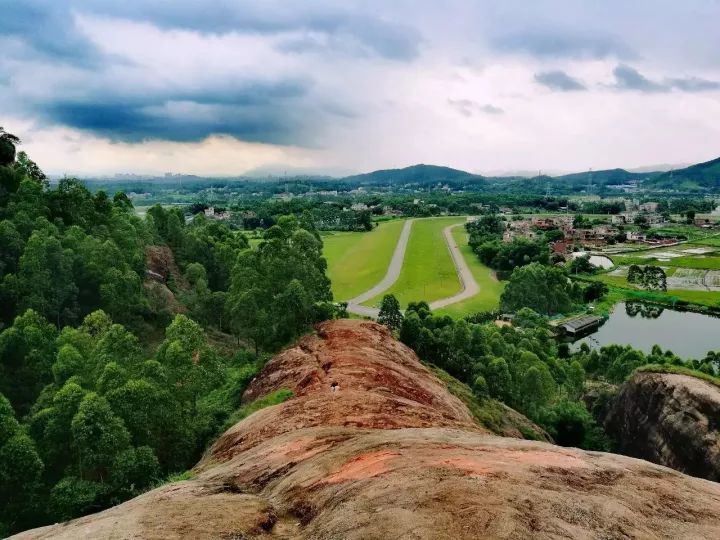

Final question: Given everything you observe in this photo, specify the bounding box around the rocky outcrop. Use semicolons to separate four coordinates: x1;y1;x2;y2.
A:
15;321;720;539
604;370;720;481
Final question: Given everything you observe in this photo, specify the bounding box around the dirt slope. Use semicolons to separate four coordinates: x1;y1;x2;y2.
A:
604;370;720;481
15;321;720;539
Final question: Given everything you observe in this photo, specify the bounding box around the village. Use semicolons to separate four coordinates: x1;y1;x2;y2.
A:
498;199;717;257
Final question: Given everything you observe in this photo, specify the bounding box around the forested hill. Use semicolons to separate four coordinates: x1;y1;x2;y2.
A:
555;168;656;185
643;156;720;191
341;164;482;184
0;127;340;535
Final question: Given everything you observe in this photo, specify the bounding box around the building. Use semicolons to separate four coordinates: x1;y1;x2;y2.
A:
626;231;647;242
639;202;659;213
556;315;603;336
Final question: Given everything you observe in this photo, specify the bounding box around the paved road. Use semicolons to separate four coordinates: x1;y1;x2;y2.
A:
346;219;414;317
428;222;480;311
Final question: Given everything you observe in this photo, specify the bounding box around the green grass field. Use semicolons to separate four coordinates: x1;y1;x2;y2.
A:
364;217;465;309
436;226;504;317
322;219;407;301
612;254;720;270
592;273;720;307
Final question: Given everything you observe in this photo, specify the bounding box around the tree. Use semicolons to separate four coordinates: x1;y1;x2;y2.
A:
569;254;594;274
519;364;556;418
0;392;44;533
0;127;20;166
378;294;403;332
500;263;578;315
485;357;512;402
228;216;332;353
565;361;585;400
17;231;78;326
70;393;131;481
15;151;48;187
583;281;608;303
0;309;57;415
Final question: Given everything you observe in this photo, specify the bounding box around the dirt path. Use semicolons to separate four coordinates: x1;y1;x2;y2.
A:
346;220;414;317
429;222;480;310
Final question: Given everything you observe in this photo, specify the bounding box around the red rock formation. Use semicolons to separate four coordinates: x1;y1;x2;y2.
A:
15;320;720;539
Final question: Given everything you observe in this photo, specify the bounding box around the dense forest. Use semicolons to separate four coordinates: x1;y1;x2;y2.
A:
0;129;338;535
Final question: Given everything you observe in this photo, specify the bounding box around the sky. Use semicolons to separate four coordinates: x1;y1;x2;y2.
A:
2;0;720;177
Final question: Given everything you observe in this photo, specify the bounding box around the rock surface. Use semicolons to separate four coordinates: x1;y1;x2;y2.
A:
15;321;720;539
604;370;720;481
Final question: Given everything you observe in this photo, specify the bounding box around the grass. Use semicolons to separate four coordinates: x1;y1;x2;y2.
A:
220;388;293;433
613;254;720;270
435;226;504;317
427;364;546;441
635;364;720;389
364;217;464;308
590;273;720;308
322;219;407;301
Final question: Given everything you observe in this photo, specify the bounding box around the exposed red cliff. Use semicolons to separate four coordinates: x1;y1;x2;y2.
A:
15;320;720;539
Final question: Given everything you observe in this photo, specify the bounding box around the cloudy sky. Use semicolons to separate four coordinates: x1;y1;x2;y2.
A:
2;0;720;176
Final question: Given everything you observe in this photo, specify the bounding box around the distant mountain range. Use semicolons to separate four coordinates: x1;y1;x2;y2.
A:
338;156;720;191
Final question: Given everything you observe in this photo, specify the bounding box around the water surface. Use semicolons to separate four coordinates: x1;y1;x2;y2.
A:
572;302;720;359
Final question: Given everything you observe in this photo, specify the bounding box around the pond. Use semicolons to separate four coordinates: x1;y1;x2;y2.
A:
570;302;720;359
570;251;614;269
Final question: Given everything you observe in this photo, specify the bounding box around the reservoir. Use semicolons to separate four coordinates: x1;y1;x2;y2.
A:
571;302;720;359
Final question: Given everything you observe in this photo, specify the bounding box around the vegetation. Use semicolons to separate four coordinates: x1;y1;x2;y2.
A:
323;219;406;300
435;226;504;317
398;303;608;450
0;132;343;535
500;263;582;315
365;217;464;308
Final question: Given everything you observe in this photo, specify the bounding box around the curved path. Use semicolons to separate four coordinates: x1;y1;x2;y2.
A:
429;222;480;310
346;219;481;318
346;219;414;317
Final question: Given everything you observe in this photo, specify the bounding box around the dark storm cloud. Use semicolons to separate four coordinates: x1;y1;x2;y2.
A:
612;65;667;92
36;79;314;144
0;1;101;65
85;1;422;61
491;30;634;60
534;70;586;91
612;65;720;93
0;1;420;145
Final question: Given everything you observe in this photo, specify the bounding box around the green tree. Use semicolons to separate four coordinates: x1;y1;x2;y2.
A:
500;263;578;315
485;357;512;402
0;392;44;533
0;127;20;166
70;393;131;481
378;294;403;332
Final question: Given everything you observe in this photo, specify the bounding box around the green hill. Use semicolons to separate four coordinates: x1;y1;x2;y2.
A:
644;156;720;191
341;164;481;185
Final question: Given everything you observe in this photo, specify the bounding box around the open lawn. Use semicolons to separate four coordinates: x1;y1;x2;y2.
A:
436;226;504;317
364;217;465;308
322;219;406;301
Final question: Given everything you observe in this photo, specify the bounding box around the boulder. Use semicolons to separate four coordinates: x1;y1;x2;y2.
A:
604;370;720;481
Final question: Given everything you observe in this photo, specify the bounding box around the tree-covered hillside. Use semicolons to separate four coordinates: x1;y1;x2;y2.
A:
0;129;339;535
643;156;720;191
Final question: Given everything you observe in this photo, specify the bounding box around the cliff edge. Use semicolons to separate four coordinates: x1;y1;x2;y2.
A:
15;321;720;539
604;370;720;481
